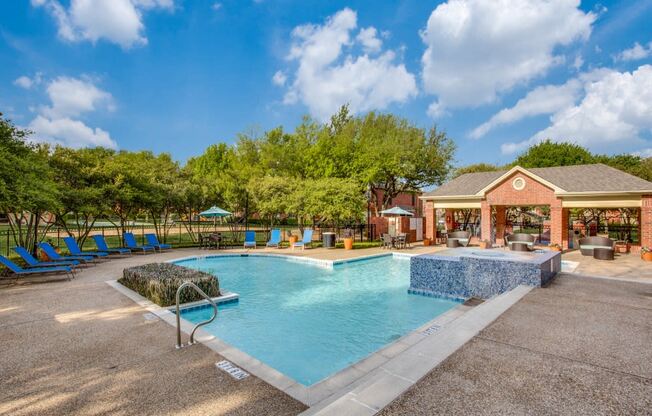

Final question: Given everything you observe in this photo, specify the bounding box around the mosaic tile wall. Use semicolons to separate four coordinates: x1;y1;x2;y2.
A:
410;250;561;299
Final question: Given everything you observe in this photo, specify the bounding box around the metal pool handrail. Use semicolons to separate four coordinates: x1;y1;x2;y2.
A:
175;281;218;349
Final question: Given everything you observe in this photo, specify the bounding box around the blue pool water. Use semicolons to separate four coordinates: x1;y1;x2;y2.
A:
174;255;460;386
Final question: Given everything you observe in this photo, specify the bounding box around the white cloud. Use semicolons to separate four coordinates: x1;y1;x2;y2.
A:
281;8;417;121
25;76;117;149
29;115;117;149
272;70;287;86
421;0;595;114
470;80;582;139
14;73;43;89
501;65;652;154
32;0;173;49
356;27;382;54
633;148;652;158
615;41;652;61
211;2;222;11
41;76;114;118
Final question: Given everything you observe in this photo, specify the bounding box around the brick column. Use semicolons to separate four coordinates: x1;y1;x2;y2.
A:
641;195;652;248
424;200;436;241
494;206;506;245
480;200;492;242
550;200;569;248
445;209;455;231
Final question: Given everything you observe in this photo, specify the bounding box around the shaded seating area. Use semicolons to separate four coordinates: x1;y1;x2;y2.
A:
579;236;615;259
505;233;536;251
447;231;470;247
381;233;410;249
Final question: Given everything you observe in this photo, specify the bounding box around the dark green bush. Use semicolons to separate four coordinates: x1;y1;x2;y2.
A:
119;263;219;307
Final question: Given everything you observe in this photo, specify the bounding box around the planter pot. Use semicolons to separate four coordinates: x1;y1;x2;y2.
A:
642;252;652;262
288;236;298;245
479;241;491;249
343;238;354;250
423;238;432;246
549;246;562;252
39;246;59;261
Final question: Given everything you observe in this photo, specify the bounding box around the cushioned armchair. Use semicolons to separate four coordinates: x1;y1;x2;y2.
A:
504;233;536;251
578;236;614;256
447;231;471;247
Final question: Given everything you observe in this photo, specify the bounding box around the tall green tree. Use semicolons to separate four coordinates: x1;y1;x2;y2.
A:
0;115;60;253
513;140;594;168
453;163;501;178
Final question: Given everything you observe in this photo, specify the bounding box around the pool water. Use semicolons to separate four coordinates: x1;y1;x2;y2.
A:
174;255;460;386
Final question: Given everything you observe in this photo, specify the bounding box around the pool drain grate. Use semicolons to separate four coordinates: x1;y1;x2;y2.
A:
421;324;441;336
216;360;249;380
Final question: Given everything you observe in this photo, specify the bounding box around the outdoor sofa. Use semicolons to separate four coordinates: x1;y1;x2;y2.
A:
579;236;615;256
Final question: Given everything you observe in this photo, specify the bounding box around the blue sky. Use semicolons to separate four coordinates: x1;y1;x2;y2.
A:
2;0;652;166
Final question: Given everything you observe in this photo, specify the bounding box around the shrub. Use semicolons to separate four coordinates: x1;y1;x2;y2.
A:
119;263;219;307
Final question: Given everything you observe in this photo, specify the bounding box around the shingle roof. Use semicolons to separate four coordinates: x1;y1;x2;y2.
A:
424;164;652;197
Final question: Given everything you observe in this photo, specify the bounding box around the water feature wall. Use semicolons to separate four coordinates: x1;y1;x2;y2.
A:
409;249;561;299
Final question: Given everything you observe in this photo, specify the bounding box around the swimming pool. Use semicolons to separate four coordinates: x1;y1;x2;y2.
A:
174;254;461;386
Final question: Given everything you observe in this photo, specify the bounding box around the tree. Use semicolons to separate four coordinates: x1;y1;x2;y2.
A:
453;163;501;178
49;147;114;245
513;140;594;168
302;178;366;226
248;176;297;229
0;115;60;254
354;113;455;214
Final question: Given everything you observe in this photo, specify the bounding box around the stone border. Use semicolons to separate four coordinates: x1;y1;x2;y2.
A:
107;253;531;412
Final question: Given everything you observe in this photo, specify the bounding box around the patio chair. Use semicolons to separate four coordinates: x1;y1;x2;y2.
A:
578;236;615;256
64;236;109;259
123;232;155;253
91;235;132;255
292;229;314;250
504;233;536;251
0;255;74;280
243;231;257;249
38;242;96;264
13;247;80;269
145;234;172;251
448;231;471;247
266;229;281;248
382;234;393;249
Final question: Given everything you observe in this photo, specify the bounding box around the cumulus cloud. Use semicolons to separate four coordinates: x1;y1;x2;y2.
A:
13;73;43;89
421;0;595;115
470;80;583;139
31;0;173;48
26;76;117;149
272;71;287;86
501;65;652;154
615;41;652;61
280;8;417;121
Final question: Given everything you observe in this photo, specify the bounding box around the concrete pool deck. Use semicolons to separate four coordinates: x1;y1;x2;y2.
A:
1;244;650;415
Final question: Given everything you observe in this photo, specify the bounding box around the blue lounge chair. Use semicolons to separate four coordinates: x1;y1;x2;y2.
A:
123;232;155;253
266;229;282;248
64;236;109;258
39;242;96;264
145;234;172;251
91;235;132;255
0;255;74;280
243;231;256;249
292;229;314;250
13;247;79;268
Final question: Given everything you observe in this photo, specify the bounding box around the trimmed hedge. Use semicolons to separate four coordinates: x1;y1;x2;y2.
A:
119;263;219;307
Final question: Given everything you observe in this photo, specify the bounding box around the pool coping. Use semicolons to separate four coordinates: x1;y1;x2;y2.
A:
106;252;533;411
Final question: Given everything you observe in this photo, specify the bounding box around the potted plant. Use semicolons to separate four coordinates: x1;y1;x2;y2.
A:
342;229;354;250
478;239;491;249
423;238;432;246
287;230;298;245
641;247;652;262
548;243;562;252
39;239;59;261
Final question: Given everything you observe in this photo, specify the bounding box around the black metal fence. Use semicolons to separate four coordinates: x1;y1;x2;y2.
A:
0;222;377;257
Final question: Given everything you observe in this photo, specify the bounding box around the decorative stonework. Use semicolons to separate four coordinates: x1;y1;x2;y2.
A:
512;177;526;190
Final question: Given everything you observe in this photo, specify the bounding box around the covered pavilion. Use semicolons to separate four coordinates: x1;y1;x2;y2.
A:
421;164;652;251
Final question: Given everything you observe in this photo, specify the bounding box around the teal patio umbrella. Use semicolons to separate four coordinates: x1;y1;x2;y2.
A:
199;206;232;231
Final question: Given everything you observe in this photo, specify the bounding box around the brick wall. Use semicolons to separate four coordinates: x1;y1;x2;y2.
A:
485;172;556;206
424;201;435;240
641;195;652;248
